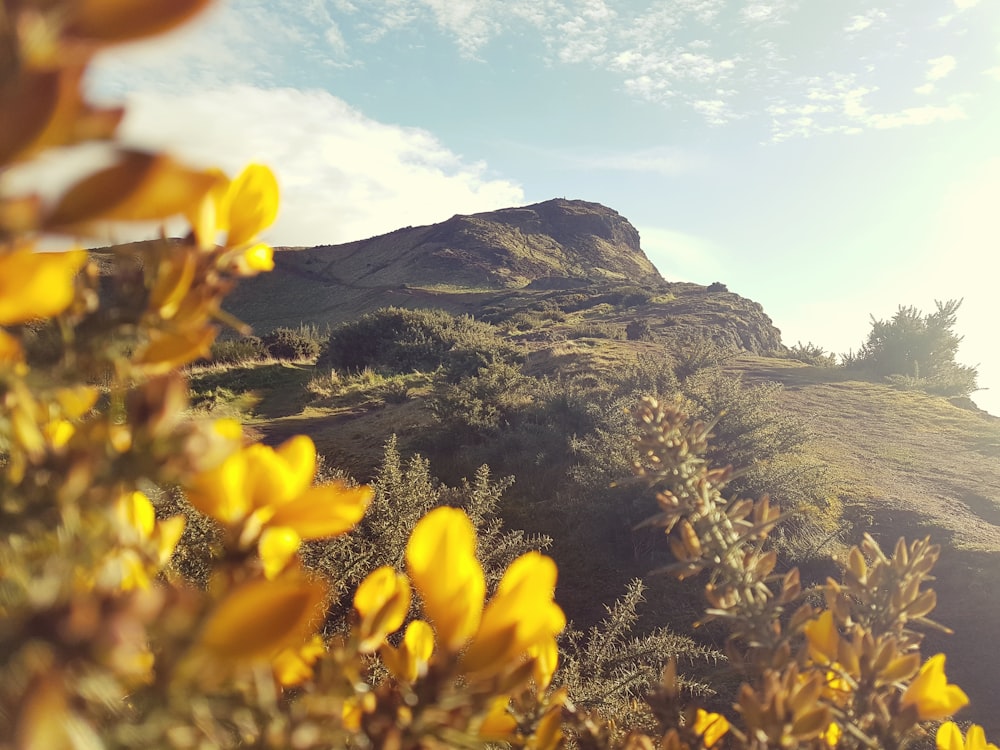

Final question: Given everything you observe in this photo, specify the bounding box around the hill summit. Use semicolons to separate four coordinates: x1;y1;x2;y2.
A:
293;198;663;289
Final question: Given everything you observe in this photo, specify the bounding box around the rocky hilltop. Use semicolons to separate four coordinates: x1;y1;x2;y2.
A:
220;199;783;355
280;198;662;289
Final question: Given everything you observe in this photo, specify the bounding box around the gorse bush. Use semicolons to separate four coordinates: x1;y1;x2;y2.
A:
321;306;518;379
208;335;267;364
788;341;837;367
263;323;325;361
0;3;987;750
849;299;979;397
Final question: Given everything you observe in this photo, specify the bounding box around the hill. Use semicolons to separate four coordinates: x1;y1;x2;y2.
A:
187;200;1000;731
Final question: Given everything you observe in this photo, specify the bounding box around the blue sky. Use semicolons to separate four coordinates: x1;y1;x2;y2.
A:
88;0;1000;413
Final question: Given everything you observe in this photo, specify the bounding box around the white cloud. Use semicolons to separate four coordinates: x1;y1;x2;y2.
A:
769;72;968;139
985;67;1000;81
845;9;887;33
866;104;966;129
914;82;935;95
926;55;957;81
953;0;981;9
110;87;523;246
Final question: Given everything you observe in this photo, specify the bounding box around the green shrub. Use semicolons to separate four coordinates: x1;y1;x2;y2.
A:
209;335;267;364
626;319;655;341
262;324;323;361
787;340;837;366
321;307;517;379
850;299;979;397
566;322;626;340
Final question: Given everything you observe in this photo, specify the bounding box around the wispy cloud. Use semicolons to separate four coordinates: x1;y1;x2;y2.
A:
92;1;992;140
552;145;707;176
768;71;966;140
844;9;887;33
102;87;524;245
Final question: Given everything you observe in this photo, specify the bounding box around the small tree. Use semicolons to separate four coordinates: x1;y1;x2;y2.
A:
853;299;978;397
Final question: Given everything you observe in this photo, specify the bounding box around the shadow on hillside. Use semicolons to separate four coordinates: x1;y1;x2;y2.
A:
846;502;1000;735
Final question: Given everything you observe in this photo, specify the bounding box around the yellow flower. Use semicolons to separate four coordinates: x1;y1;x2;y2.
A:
259;527;302;581
225;164;280;247
824;722;841;748
693;709;730;748
353;566;411;653
529;635;560;691
187;435;371;539
938;722;999;750
188;163;279;262
901;654;969;720
804;610;840;666
381;620;435;683
198;566;327;662
478;697;518;741
273;634;326;688
0;246;86;325
107;490;186;590
405;507;485;651
461;551;565;677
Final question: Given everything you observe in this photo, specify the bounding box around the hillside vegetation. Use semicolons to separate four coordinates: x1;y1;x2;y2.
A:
188;205;1000;732
6;7;998;743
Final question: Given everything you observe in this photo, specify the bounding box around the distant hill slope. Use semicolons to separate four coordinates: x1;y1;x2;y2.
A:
221;199;783;355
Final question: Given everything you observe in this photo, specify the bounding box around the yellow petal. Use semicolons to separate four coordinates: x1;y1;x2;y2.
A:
463;552;565;675
273;634;325;688
155;515;187;565
266;483;372;540
136;326;217;373
529;636;559;691
186;450;251;525
354;566;411;652
529;704;564;750
47;151;220;230
149;251;198;320
259;526;302;580
0;247;86;325
199;569;328;662
478;698;518;741
226;164;280;247
242;442;301;510
186;167;230;248
694;709;730;748
276;435;317;498
824;722;842;748
404;619;435;668
406;507;485;652
901;653;969;720
54;386;98;419
229;242;275;275
44;419;75;448
213;418;243;441
804;610;839;666
937;722;964;750
381;619;435;683
117;490;155;538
